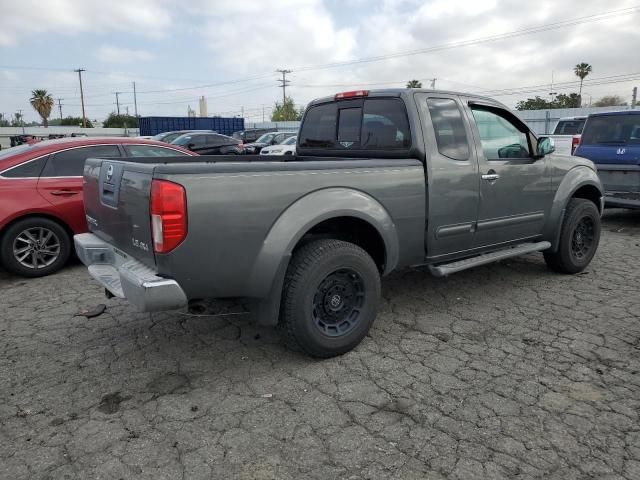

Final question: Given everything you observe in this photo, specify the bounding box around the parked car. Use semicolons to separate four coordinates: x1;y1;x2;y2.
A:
260;136;297;156
170;132;244;155
232;128;276;143
547;116;587;156
151;130;215;144
243;131;297;154
574;110;640;209
75;89;603;358
0;137;195;277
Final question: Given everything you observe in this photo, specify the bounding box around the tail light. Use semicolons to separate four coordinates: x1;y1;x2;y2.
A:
150;179;187;253
571;136;580;155
335;90;369;100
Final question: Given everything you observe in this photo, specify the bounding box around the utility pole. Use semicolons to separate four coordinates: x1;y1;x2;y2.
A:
549;71;557;102
132;81;138;117
74;68;87;128
56;98;63;120
632;86;637;109
126;106;129;116
429;78;437;89
262;104;265;123
18;109;25;134
276;69;291;104
114;92;122;115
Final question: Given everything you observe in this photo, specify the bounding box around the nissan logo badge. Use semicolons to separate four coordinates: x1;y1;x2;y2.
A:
106;164;114;182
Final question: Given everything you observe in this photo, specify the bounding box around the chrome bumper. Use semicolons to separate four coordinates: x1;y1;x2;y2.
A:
74;233;187;312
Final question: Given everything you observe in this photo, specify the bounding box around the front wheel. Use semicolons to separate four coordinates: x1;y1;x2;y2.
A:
0;217;71;277
544;198;601;274
280;239;381;358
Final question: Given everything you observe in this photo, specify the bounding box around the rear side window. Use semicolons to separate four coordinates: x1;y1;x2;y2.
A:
553;119;586;135
426;98;470;160
581;114;640;145
1;156;48;178
42;145;121;177
299;98;411;151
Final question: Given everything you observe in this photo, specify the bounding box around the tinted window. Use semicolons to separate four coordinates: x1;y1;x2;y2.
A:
553;119;586;135
471;108;530;159
124;145;186;157
299;102;338;148
427;98;470;160
42;145;121;177
361;99;411;149
338;108;362;144
580;114;640;145
2;156;48;178
299;99;411;151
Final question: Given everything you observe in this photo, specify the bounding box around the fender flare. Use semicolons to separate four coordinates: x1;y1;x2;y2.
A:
544;166;603;251
248;187;399;325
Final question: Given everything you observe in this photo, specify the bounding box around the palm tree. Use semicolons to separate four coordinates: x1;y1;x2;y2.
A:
30;89;54;127
406;79;422;89
573;63;592;107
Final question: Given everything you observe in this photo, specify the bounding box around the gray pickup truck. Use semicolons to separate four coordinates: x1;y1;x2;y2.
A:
75;89;603;357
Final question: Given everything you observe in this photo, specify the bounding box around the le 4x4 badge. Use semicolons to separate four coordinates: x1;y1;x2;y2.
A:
340;141;354;148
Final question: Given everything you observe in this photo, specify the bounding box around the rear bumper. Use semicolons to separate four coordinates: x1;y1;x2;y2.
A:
74;233;188;312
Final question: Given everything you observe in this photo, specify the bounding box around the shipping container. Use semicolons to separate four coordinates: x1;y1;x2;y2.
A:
138;116;245;137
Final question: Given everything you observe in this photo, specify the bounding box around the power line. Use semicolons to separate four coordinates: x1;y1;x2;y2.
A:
290;5;640;73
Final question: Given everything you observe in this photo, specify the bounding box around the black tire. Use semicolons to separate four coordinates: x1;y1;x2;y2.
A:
280;239;381;358
544;198;601;274
0;217;71;277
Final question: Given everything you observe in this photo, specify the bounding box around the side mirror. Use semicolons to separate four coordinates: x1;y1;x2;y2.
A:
188;143;195;150
536;136;555;157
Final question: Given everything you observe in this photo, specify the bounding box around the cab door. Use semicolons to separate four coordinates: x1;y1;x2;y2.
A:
464;103;551;248
415;93;481;259
37;144;121;232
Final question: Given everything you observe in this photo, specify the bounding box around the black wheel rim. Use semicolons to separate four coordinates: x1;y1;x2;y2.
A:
12;227;61;269
571;216;595;260
312;268;365;337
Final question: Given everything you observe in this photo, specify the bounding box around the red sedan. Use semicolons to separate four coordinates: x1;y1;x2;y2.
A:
0;137;195;277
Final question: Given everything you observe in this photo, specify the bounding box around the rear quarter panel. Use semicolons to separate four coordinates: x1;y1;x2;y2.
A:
154;160;426;300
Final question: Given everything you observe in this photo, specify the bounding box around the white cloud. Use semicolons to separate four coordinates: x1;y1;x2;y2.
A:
0;0;171;46
96;45;155;63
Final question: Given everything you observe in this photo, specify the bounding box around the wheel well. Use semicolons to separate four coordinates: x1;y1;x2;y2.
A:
0;213;72;242
573;185;602;212
297;216;386;272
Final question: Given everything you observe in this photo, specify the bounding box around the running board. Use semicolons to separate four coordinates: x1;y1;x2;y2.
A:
428;241;551;277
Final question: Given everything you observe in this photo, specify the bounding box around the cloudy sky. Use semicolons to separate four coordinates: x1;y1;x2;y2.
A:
1;0;638;123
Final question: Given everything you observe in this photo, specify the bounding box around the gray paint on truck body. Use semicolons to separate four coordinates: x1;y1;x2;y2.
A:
79;88;603;323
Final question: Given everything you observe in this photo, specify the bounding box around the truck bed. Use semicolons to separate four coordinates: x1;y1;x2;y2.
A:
82;155;427;300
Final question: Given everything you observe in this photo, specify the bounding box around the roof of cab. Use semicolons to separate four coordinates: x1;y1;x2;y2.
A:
588;110;640;117
308;88;505;107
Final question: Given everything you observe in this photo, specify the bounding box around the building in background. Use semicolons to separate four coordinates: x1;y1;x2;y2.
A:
199;96;208;117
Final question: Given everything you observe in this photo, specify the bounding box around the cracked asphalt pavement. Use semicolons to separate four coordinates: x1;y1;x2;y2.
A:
1;210;639;479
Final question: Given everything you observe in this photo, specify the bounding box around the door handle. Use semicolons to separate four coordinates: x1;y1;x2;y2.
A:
481;173;500;181
50;190;79;196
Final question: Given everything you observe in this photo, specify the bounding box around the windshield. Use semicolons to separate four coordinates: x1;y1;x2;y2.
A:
553;119;586;135
282;136;297;145
171;135;191;146
162;132;186;143
0;144;36;160
255;133;275;144
581;114;640;145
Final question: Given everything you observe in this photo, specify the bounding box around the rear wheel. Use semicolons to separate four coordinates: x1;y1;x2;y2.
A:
544;198;601;274
280;239;381;358
0;217;71;277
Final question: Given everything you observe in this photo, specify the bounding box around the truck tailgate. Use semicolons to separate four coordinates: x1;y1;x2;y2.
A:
83;158;156;268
